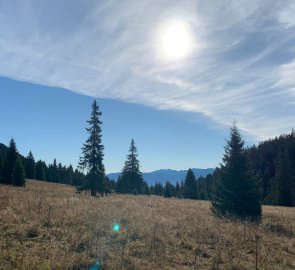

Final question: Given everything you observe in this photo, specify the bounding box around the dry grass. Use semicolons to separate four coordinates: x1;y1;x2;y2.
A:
0;180;294;270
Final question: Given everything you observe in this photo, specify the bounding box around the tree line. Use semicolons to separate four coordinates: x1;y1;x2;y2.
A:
149;168;215;200
0;141;85;187
1;100;294;220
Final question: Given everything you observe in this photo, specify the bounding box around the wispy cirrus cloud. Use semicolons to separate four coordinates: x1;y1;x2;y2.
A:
0;0;295;140
278;0;295;28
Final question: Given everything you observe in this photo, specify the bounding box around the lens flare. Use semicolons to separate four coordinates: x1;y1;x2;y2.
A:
113;224;120;231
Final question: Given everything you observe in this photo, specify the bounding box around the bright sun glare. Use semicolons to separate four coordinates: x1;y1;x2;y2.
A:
157;19;195;61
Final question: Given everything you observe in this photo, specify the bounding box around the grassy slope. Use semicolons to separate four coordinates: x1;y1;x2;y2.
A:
0;180;294;270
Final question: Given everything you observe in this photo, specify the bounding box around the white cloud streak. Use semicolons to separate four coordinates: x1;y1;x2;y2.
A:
278;0;295;28
0;0;295;140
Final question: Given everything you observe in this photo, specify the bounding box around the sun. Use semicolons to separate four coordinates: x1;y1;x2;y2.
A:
156;19;195;61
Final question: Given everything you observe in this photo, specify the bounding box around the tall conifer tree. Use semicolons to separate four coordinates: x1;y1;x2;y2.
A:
79;100;105;196
211;123;261;220
117;139;146;194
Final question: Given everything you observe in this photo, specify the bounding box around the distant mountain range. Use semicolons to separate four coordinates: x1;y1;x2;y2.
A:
107;168;214;185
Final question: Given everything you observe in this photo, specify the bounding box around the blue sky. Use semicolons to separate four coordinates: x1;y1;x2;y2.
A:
0;76;225;172
0;0;295;172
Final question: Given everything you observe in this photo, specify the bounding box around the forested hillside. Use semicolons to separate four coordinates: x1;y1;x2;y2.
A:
245;131;295;206
192;131;295;206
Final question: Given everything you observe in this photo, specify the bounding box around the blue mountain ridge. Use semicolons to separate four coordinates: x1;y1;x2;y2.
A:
107;168;214;185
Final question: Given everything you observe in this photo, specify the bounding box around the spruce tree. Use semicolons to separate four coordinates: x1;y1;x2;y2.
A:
79;100;105;196
12;158;26;186
211;123;261;221
183;168;198;199
25;151;36;179
117;139;146;194
4;138;19;183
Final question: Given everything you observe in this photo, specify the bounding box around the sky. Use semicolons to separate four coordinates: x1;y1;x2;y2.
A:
0;0;295;172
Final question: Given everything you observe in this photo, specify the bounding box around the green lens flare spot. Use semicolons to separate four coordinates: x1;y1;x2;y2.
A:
113;224;120;231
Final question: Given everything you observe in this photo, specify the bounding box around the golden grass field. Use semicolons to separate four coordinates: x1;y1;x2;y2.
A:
0;180;294;270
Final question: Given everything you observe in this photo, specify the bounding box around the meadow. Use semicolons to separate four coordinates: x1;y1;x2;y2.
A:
0;180;294;270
